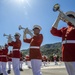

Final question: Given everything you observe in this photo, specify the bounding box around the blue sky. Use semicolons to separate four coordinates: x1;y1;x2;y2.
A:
0;0;75;50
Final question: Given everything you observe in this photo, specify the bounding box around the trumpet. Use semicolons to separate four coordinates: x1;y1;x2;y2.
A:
18;25;33;32
53;3;69;22
3;33;14;38
18;25;25;30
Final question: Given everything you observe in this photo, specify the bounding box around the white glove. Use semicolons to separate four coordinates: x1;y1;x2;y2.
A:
23;28;28;39
7;34;13;43
2;46;5;49
52;12;69;28
23;32;26;40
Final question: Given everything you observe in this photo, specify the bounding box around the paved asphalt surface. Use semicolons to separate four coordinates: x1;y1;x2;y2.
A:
10;68;68;75
7;62;68;75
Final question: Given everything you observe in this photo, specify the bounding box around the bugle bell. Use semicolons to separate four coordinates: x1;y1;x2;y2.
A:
3;33;9;37
53;3;63;13
18;25;25;30
3;33;14;38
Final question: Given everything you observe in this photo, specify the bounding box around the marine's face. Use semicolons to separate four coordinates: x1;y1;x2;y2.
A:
15;35;20;40
33;28;40;35
5;45;8;48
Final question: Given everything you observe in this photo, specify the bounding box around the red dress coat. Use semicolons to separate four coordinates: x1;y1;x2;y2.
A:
2;48;8;62
20;52;23;61
51;23;75;61
53;57;57;60
42;56;47;62
0;50;2;61
8;53;12;61
24;34;43;60
25;55;30;61
8;39;21;58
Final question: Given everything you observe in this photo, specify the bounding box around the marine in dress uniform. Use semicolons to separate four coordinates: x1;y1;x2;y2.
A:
7;51;12;74
7;33;21;75
23;25;43;75
42;55;47;66
59;56;62;64
0;46;3;75
51;11;75;75
53;54;58;65
25;55;31;69
2;44;8;75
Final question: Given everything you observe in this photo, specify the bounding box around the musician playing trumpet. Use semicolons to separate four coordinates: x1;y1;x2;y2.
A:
51;4;75;75
7;33;21;75
23;25;43;75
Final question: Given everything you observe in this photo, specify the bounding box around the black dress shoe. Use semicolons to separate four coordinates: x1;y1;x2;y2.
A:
0;73;3;75
28;66;32;69
7;70;11;74
20;68;23;71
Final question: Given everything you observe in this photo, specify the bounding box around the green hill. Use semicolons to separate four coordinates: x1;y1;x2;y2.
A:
21;42;62;58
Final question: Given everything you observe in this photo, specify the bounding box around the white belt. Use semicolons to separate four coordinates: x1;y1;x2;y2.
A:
0;55;2;57
13;49;19;51
30;46;40;49
62;40;75;44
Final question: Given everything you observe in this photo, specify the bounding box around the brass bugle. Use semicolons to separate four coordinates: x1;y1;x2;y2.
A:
18;25;25;30
3;33;14;38
3;33;9;37
53;3;69;23
18;25;33;32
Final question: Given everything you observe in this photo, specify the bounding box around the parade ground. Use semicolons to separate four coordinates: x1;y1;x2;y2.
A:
7;62;68;75
10;68;68;75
